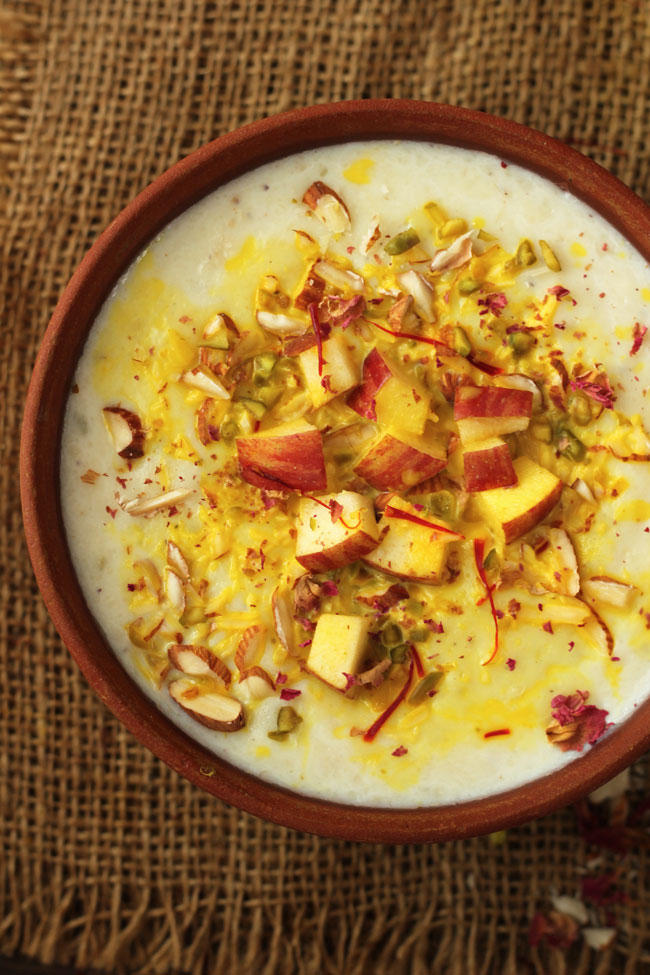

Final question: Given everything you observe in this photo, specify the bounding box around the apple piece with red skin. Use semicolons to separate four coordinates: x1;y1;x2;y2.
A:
478;455;563;542
236;418;327;493
295;491;379;572
454;384;533;443
463;437;517;492
299;331;362;410
354;431;447;490
347;347;393;419
362;498;453;583
306;613;370;692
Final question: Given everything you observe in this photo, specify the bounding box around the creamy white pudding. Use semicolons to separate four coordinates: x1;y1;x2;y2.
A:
61;141;650;807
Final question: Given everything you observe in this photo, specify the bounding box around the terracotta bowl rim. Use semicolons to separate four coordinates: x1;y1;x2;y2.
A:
20;99;650;843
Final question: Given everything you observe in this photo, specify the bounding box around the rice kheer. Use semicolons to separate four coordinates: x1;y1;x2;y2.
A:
60;141;650;806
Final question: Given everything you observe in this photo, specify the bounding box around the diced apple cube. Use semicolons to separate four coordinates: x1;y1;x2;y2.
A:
354;431;447;490
478;455;563;542
375;376;430;436
454;385;533;443
307;614;370;691
463;437;517;492
299;331;362;410
363;498;452;583
236;418;327;493
295;491;379;571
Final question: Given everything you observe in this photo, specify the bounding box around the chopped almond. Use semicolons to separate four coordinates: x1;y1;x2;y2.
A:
168;678;245;732
103;406;145;459
302;181;351;233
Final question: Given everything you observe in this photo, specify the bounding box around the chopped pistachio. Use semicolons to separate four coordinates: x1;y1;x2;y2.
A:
238;397;267;419
482;548;498;571
453;325;472;357
568;391;592;426
253;352;278;386
219;417;240;441
457;277;481;295
409;671;443;706
426;490;456;521
558;426;586;462
268;705;302;740
515;239;536;268
539;239;562;272
384;228;421;255
409;627;430;643
390;644;409;663
381;622;404;648
508;331;535;355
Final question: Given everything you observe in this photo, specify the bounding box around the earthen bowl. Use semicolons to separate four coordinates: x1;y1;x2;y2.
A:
21;100;650;842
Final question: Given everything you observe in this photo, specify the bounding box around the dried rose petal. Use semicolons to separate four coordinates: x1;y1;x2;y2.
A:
546;690;610;752
631;322;647;356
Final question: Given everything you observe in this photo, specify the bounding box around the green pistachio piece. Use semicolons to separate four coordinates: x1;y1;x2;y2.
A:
539;239;562;272
482;548;498;571
381;622;404;648
238;397;267;419
567;391;592;426
408;627;430;643
558;427;586;462
219;417;240;442
457;277;481;295
390;644;409;663
515;239;536;267
384;229;421;255
426;490;456;521
268;706;303;740
253;352;278;386
508;331;535;355
408;671;443;706
453;326;472;357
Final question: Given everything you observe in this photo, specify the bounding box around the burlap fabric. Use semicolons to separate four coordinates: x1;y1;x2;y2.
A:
3;1;650;972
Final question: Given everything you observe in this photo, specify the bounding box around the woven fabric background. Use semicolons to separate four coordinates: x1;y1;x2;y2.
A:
3;1;650;972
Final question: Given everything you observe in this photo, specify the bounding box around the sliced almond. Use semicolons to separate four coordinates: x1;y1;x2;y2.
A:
196;397;226;445
256;309;308;336
167;541;190;581
202;312;238;345
102;406;145;459
239;664;275;699
396;270;436;321
497;374;543;413
294;265;326;310
429;229;475;272
167;644;231;685
168;678;245;732
314;260;364;293
165;568;186;616
582;576;637;608
133;559;162;601
234;624;265;673
388;294;420;332
180;366;230;400
123;488;193;516
302;181;351;233
570;477;596;504
272;587;295;655
198;346;227;376
361;216;381;253
548;528;580;597
128;616;164;649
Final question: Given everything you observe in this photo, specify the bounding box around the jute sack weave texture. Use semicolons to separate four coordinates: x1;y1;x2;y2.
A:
3;0;650;972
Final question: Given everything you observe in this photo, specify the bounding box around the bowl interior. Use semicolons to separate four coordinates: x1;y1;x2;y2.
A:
21;100;650;842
